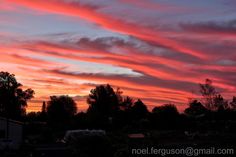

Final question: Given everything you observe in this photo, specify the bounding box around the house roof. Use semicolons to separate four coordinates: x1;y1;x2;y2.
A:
0;117;23;125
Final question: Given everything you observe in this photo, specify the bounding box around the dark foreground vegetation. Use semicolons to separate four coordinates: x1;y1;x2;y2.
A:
0;72;236;157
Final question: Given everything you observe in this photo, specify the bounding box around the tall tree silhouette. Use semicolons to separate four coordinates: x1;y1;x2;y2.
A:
87;84;121;117
199;79;218;110
0;71;34;119
47;95;77;123
41;101;46;113
40;101;47;121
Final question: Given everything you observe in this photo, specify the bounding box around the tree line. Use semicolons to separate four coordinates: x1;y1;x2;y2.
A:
1;71;236;131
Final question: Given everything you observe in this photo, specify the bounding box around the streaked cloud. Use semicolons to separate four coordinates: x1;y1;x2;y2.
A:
0;0;236;112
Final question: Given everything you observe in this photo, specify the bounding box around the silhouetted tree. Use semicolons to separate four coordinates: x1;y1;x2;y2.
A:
40;101;47;121
152;104;179;117
184;100;208;116
129;99;148;119
199;79;229;111
230;96;236;110
87;84;121;117
199;79;218;110
0;71;34;119
151;104;179;129
120;96;133;111
213;94;228;111
47;95;77;124
41;101;46;113
26;111;41;122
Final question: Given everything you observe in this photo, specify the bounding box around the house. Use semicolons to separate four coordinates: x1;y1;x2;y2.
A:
0;117;23;150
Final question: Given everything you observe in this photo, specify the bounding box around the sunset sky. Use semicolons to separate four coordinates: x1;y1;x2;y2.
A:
0;0;236;112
